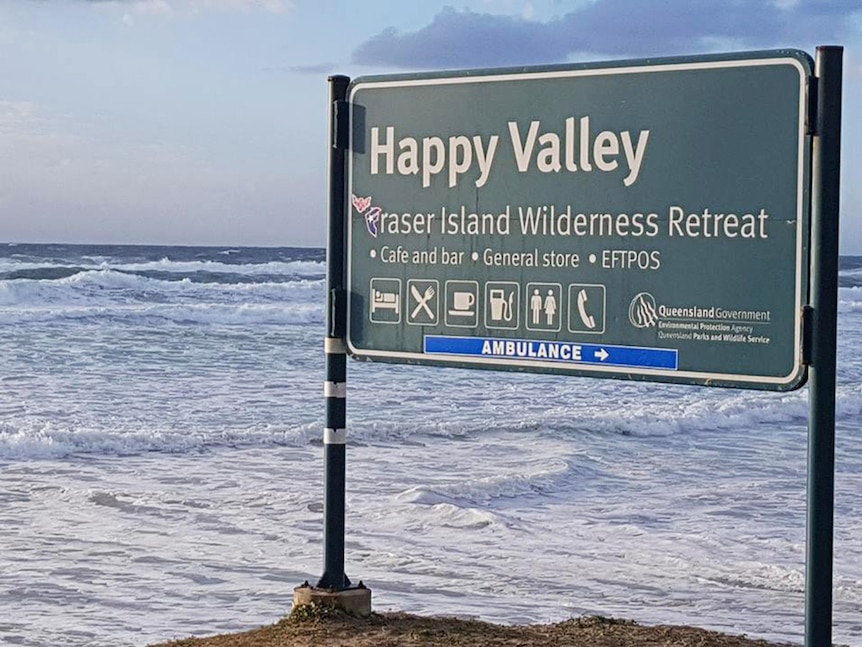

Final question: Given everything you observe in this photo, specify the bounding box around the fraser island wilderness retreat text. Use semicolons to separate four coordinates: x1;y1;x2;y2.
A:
367;204;771;270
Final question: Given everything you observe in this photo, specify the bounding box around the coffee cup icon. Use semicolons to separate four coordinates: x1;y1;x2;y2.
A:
451;291;475;315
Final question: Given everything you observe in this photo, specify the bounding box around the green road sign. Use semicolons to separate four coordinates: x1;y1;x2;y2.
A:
345;50;813;390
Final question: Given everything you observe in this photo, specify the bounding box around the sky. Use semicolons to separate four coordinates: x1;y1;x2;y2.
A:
0;0;860;251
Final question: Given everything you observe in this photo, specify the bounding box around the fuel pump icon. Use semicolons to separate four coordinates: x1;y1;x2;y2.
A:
484;282;519;330
489;288;514;322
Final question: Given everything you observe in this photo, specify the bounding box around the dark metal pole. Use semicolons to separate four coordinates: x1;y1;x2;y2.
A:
319;74;351;591
805;45;842;647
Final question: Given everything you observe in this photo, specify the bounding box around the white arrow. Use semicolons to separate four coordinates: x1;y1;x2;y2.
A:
595;348;609;361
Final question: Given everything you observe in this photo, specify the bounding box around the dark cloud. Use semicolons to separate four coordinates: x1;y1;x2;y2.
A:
353;10;556;69
352;1;862;70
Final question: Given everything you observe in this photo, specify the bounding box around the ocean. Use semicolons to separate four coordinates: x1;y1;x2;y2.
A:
0;242;860;646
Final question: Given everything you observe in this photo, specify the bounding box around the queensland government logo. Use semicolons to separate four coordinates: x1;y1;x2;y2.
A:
629;292;658;328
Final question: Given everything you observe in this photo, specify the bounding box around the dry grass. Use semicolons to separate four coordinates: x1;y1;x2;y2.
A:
149;603;796;647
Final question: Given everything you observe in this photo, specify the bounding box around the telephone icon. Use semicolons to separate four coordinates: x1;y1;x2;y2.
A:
567;284;605;334
577;288;596;329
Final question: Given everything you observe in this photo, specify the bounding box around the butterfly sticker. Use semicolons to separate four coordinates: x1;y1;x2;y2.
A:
364;207;381;238
351;195;372;214
352;194;382;238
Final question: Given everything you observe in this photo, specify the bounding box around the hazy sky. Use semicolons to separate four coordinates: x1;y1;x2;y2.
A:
1;0;860;251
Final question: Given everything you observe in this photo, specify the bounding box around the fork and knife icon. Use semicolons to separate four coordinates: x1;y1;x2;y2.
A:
409;283;436;322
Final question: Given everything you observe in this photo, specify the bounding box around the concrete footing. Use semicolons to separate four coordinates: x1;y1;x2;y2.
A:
293;582;372;616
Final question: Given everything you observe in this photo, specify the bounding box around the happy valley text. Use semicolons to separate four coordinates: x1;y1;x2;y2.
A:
368;116;650;189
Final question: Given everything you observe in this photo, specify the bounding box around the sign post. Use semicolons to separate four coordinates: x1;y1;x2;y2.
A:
320;74;350;592
294;74;372;616
805;45;843;647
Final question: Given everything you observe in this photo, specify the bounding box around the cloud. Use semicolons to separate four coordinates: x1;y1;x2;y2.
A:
353;8;553;69
78;0;290;13
119;0;171;23
0;100;37;128
190;0;291;12
284;62;337;74
352;1;862;69
0;101;83;151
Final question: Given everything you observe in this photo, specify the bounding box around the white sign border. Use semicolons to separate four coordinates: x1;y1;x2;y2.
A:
345;53;810;389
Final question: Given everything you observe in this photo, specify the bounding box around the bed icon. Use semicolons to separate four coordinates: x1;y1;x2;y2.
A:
373;290;400;314
369;278;402;323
